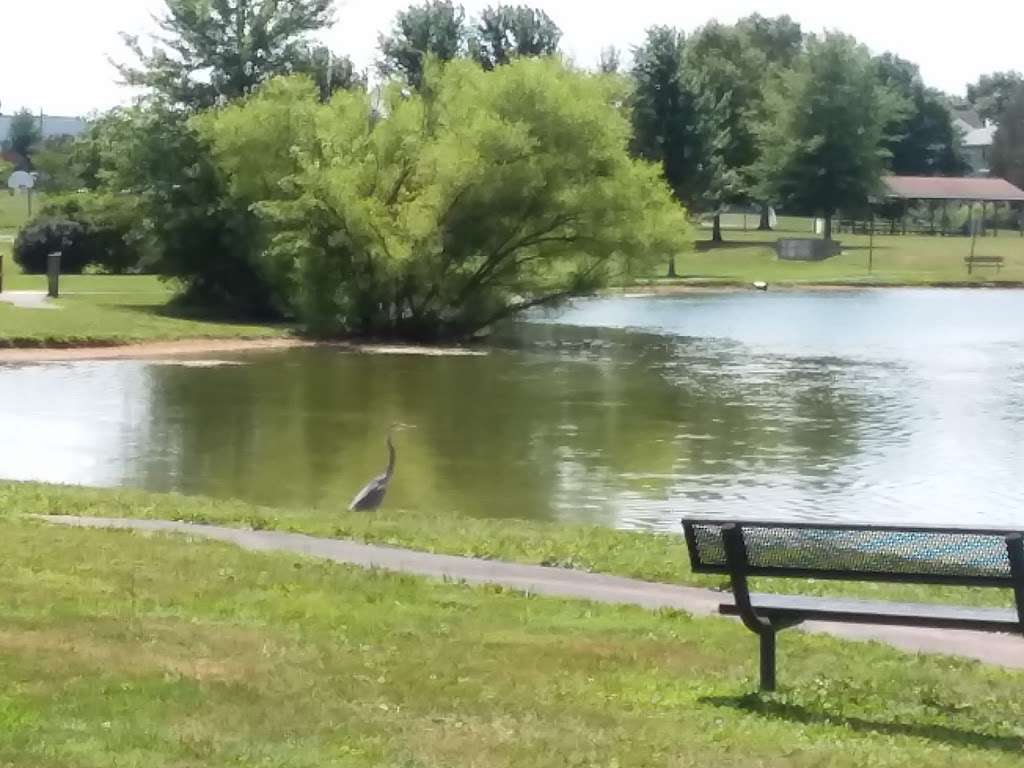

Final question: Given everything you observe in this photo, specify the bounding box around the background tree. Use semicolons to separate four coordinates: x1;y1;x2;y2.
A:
31;137;85;192
470;5;561;70
684;21;767;241
992;84;1024;190
734;14;804;229
5;109;41;158
734;13;803;71
199;61;689;339
629;27;700;274
118;0;337;108
377;1;466;88
754;33;904;240
967;71;1024;123
874;53;966;176
598;46;621;75
292;45;365;101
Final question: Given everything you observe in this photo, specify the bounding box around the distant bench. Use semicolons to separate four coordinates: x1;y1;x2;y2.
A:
681;519;1024;691
965;256;1004;272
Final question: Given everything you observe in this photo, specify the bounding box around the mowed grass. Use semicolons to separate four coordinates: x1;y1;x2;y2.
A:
2;516;1024;766
656;216;1024;287
5;481;1016;609
0;191;37;236
0;243;290;346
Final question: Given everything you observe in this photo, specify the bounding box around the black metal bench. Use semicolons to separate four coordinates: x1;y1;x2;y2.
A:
681;519;1024;691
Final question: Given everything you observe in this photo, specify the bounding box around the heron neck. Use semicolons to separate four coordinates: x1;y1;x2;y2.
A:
384;435;396;480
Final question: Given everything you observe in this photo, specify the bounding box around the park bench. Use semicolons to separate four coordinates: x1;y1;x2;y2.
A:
680;519;1024;691
964;255;1004;272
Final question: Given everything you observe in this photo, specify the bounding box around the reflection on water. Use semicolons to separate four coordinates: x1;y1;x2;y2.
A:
3;288;1024;530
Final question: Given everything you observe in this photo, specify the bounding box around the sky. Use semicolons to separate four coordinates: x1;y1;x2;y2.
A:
3;0;1022;116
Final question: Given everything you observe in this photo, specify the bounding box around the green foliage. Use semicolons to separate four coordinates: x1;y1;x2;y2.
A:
967;70;1024;123
118;0;337;108
873;54;966;176
4;109;41;157
629;27;701;205
470;5;562;70
31;136;86;193
13;218;86;273
199;61;688;339
734;13;803;68
992;85;1024;190
754;33;904;238
40;192;155;274
377;0;467;88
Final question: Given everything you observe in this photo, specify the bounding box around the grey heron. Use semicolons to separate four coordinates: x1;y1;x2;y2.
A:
348;424;413;511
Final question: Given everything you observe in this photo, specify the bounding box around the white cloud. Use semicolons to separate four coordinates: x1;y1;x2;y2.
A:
3;0;1022;116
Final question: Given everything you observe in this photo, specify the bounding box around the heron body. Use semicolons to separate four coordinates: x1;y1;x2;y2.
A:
349;430;397;511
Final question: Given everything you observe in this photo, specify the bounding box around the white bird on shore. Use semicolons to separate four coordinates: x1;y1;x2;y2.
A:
753;281;769;292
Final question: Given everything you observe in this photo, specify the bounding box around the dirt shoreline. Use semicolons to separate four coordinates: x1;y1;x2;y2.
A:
0;337;486;363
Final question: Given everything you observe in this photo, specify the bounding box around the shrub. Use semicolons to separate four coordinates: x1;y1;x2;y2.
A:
13;218;87;274
40;193;154;274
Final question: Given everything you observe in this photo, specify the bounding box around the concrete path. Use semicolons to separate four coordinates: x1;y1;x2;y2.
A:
0;291;57;310
45;515;1024;669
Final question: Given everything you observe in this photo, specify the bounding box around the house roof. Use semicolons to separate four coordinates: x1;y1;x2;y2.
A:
883;176;1024;202
963;125;997;148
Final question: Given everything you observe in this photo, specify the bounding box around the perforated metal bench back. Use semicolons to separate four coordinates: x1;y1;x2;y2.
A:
684;521;1024;587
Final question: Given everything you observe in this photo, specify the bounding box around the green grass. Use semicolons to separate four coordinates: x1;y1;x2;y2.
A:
0;191;38;234
655;217;1024;287
4;481;1015;609
0;242;290;346
1;513;1023;766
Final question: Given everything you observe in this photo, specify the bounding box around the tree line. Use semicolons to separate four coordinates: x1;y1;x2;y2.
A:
6;0;1024;339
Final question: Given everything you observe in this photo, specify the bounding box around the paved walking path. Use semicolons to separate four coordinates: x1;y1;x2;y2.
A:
0;290;56;310
46;516;1024;669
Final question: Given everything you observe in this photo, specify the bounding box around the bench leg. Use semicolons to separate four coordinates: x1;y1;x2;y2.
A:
759;631;777;692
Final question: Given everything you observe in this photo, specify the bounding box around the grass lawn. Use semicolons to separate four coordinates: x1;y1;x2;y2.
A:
0;191;38;236
1;510;1023;765
654;216;1024;287
5;481;1015;609
0;242;290;346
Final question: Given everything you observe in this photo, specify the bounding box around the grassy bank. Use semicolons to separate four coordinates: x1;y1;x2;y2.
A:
4;482;1014;608
1;509;1024;765
0;250;290;346
659;216;1024;287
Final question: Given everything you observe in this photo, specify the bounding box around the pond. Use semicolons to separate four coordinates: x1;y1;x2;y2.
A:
3;288;1024;531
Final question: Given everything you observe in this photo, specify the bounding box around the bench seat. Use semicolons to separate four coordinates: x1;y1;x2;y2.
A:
720;593;1020;633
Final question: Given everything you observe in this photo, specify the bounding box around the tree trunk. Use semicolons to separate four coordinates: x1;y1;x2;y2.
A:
823;215;833;241
711;214;723;243
758;204;772;231
667;257;677;278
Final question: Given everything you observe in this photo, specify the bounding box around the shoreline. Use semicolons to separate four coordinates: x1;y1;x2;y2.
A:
614;280;1024;296
0;336;486;362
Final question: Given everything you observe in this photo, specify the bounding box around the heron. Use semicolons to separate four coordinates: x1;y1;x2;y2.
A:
348;424;413;511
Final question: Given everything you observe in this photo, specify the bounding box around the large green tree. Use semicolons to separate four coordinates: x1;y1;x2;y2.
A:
470;5;561;70
629;27;701;273
873;53;965;176
198;60;689;339
118;0;337;108
683;21;768;241
967;71;1024;123
377;1;466;88
5;109;41;158
734;13;803;70
992;85;1024;190
754;33;903;240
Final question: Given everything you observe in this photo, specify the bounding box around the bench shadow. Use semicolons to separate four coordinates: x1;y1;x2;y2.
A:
701;695;1024;754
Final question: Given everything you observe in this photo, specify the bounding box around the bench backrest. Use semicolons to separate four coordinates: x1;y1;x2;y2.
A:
683;519;1024;587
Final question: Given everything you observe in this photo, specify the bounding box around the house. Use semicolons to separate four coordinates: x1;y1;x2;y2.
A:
950;105;997;177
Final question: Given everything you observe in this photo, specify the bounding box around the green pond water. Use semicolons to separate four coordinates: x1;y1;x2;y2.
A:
4;288;1024;530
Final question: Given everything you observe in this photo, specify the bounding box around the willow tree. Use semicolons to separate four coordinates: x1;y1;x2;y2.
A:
198;59;689;339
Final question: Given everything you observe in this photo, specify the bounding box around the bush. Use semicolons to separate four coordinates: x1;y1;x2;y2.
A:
13;218;88;274
40;193;154;274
